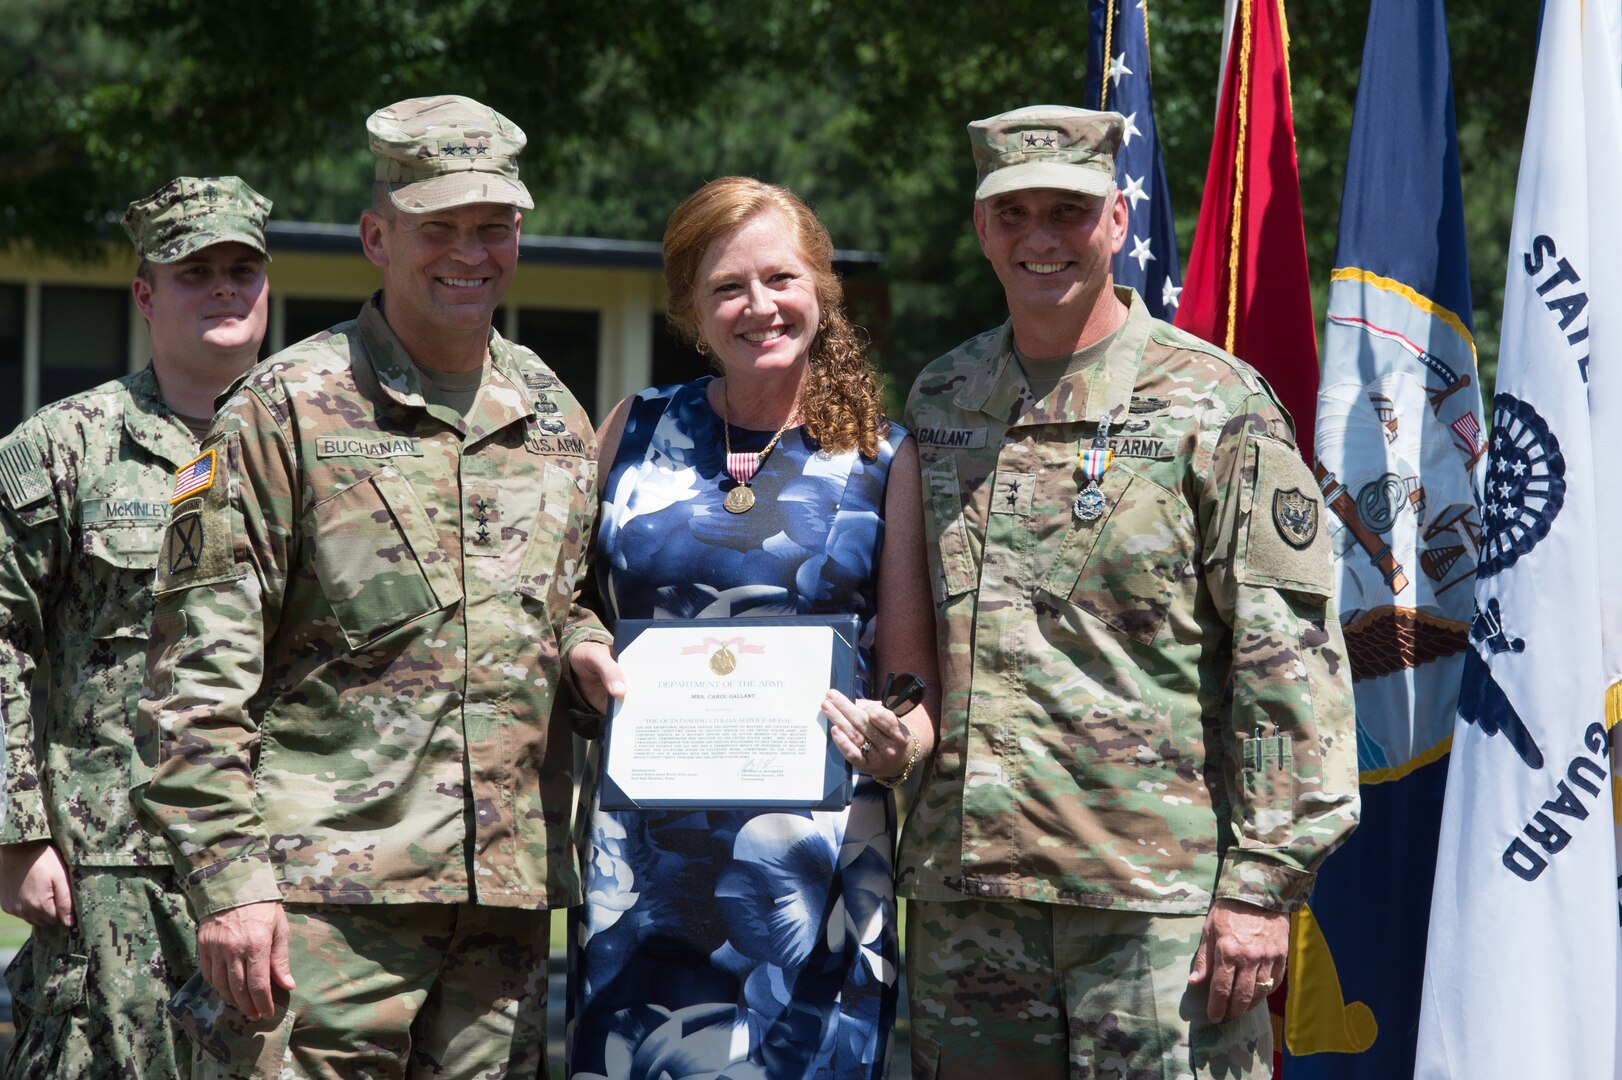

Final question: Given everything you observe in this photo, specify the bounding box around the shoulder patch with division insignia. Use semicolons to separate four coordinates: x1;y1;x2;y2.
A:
0;437;49;510
1273;487;1319;549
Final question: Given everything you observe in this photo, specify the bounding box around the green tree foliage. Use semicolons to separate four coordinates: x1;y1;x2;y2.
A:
0;0;1534;401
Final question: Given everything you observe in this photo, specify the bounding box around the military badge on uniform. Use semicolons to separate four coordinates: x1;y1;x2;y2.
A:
0;437;49;510
1074;417;1116;522
168;512;205;573
170;449;216;504
1273;487;1319;549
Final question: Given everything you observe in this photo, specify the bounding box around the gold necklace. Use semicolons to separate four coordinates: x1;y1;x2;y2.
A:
721;383;799;514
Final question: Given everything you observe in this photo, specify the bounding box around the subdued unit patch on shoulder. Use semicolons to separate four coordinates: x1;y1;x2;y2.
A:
1241;436;1333;596
0;436;49;510
154;438;241;594
1272;487;1319;549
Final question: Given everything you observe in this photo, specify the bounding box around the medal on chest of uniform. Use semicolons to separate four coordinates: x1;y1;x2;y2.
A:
1074;417;1115;522
721;386;798;514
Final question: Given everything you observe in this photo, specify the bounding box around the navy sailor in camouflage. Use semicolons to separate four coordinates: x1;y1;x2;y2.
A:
0;175;272;1078
131;96;610;1078
897;105;1358;1079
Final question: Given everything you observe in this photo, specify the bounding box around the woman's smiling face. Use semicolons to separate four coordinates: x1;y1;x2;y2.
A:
694;210;821;380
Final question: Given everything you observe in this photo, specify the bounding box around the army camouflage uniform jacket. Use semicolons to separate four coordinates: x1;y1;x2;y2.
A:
898;290;1358;915
134;295;608;919
0;368;195;866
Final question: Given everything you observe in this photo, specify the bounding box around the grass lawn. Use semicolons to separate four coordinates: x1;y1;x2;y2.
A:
0;913;24;951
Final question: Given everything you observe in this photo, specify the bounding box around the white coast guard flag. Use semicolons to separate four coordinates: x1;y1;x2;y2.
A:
1416;2;1622;1077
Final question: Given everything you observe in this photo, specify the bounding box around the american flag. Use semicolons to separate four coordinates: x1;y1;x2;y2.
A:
1084;0;1183;319
1450;411;1484;454
170;449;216;503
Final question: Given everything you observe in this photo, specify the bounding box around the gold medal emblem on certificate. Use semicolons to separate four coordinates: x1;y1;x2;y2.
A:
709;645;737;675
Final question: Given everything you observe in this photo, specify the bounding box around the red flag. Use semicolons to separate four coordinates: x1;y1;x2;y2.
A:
1175;0;1318;453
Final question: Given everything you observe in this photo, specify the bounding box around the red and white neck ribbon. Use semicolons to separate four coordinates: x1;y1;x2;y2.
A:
726;451;761;485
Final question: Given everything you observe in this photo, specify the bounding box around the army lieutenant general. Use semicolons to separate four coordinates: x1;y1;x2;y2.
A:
0;176;272;1078
134;95;607;1077
897;105;1359;1079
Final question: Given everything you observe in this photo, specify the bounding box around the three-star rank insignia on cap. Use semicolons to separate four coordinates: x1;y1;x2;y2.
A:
1273;487;1319;550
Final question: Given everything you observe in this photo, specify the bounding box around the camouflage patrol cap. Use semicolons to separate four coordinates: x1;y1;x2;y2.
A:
968;105;1125;200
121;176;272;264
367;95;533;213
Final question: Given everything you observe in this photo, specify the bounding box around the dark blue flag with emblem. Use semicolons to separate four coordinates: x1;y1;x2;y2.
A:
1299;0;1485;1076
1084;0;1182;319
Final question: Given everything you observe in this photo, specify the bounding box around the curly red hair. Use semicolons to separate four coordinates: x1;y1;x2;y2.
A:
663;177;886;459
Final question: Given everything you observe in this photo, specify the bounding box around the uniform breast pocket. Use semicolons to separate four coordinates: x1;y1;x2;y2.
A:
1039;469;1191;645
515;457;590;611
307;466;463;651
920;456;980;607
82;523;164;640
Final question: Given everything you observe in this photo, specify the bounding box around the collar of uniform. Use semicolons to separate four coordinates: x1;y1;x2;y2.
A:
460;333;537;443
950;321;1017;414
122;365;202;468
959;286;1150;428
356;292;430;409
353;291;529;444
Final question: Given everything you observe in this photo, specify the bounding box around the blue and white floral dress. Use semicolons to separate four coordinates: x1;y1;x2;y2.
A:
567;378;905;1080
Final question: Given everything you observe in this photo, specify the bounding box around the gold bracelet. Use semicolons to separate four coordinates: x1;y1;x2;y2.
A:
874;731;922;790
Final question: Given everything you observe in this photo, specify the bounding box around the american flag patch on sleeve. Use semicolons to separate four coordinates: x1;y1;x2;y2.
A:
169;449;216;504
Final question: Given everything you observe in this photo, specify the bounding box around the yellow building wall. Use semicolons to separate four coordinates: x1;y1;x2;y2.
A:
0;243;666;425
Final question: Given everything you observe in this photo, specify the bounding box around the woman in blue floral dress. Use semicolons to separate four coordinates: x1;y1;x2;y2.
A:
565;178;938;1080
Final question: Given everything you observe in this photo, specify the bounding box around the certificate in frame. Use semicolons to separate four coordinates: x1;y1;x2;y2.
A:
599;614;859;810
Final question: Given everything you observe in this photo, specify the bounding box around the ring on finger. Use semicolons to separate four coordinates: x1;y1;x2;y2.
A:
860;739;875;756
1255;978;1277;994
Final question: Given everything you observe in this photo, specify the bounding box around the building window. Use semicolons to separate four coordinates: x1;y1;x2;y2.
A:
515;308;600;420
0;285;22;433
650;314;708;390
283;298;364;352
38;286;129;408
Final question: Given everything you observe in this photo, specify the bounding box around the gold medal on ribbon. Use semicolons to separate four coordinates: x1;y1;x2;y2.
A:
720;385;799;515
709;645;737;675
